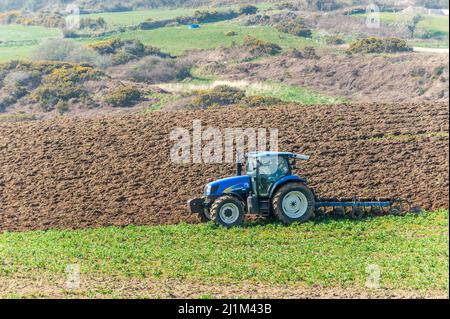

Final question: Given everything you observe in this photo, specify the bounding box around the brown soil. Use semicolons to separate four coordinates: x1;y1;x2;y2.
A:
0;102;448;232
1;273;447;299
208;52;449;103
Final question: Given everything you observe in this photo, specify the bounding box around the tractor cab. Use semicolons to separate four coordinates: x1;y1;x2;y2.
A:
188;151;315;227
244;152;308;198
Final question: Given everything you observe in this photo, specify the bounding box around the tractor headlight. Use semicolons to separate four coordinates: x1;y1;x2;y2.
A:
204;184;212;195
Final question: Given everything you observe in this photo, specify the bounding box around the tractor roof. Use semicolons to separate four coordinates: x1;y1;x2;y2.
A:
246;151;310;160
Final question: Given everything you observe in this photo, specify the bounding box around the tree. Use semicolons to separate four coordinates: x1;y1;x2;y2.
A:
406;14;424;38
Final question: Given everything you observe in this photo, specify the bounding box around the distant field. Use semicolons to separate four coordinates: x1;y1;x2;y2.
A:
0;24;62;62
95;21;317;55
357;12;449;40
83;3;274;26
0;211;447;298
83;8;200;26
0;24;62;42
0;8;316;62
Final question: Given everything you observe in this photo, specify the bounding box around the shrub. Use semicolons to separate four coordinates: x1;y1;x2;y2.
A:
88;39;126;55
79;17;107;30
274;2;298;10
286;48;304;58
276;18;312;38
347;37;413;54
139;19;169;30
30;63;103;111
87;39;170;65
123;56;190;84
55;100;69;114
0;10;64;28
302;46;318;59
190;86;246;109
242;36;282;56
324;35;345;45
286;46;318;59
62;29;80;38
239;5;258;15
32;39;105;66
192;10;239;23
225;31;238;36
239;95;283;108
104;85;142;107
0;95;17;112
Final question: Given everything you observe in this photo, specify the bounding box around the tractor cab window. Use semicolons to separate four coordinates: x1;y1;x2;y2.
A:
247;155;290;197
246;157;257;176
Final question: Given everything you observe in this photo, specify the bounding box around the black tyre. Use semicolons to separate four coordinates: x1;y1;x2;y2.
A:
198;209;211;222
210;195;245;228
271;183;315;225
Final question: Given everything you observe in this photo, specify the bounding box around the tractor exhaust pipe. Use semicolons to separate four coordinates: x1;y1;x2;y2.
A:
236;162;242;176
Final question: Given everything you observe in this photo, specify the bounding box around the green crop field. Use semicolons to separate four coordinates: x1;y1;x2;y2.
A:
1;210;448;298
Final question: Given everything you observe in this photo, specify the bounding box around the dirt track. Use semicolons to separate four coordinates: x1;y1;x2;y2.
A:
0;102;448;232
1;273;447;299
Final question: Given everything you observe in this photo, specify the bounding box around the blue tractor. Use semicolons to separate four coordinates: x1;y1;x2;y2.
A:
187;151;407;227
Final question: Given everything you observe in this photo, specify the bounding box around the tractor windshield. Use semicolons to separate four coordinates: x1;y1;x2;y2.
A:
246;155;290;196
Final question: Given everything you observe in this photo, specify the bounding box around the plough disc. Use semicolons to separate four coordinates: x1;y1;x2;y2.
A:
315;197;419;219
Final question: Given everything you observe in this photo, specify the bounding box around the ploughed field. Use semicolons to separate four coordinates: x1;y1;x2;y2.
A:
0;102;448;232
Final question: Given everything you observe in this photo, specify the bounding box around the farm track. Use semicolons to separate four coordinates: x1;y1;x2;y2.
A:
0;102;448;232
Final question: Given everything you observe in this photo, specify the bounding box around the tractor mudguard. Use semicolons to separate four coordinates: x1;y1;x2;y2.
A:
268;175;307;198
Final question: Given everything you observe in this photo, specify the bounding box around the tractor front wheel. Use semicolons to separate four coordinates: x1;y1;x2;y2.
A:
210;195;245;228
272;183;315;225
198;209;211;222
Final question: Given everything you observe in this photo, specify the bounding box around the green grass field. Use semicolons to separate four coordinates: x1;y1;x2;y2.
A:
0;19;317;62
92;21;317;55
1;211;448;291
0;24;62;62
247;81;347;105
0;24;62;42
356;12;449;44
158;78;346;107
83;8;201;26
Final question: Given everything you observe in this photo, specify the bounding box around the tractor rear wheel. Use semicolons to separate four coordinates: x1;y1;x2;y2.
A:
272;183;315;225
210;195;245;228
